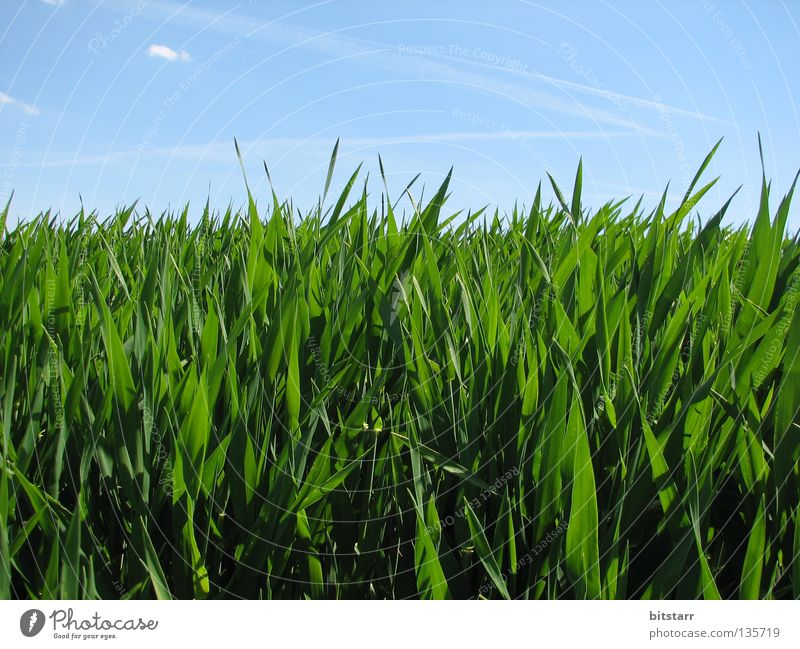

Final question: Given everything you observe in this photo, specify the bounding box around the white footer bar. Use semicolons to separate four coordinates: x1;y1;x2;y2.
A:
1;600;797;647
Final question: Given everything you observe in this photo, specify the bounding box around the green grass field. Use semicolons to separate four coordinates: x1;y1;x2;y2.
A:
1;141;798;599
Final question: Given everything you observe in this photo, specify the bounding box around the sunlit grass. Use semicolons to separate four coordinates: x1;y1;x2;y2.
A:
0;140;798;599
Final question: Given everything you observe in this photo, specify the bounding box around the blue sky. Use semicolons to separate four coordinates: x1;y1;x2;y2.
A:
1;0;798;228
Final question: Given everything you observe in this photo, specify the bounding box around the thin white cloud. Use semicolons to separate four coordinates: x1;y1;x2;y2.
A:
147;44;191;62
102;0;721;132
0;91;40;115
441;57;731;125
16;130;649;168
41;0;65;5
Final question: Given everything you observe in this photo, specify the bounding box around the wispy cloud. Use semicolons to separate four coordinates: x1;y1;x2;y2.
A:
147;44;191;62
445;58;730;124
16;130;648;168
0;91;40;115
101;0;721;134
41;0;65;5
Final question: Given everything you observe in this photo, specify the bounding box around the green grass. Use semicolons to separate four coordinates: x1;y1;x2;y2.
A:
0;141;798;599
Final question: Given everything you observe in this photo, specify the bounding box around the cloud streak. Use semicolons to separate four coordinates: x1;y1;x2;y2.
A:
98;0;711;134
0;91;40;115
16;129;648;168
